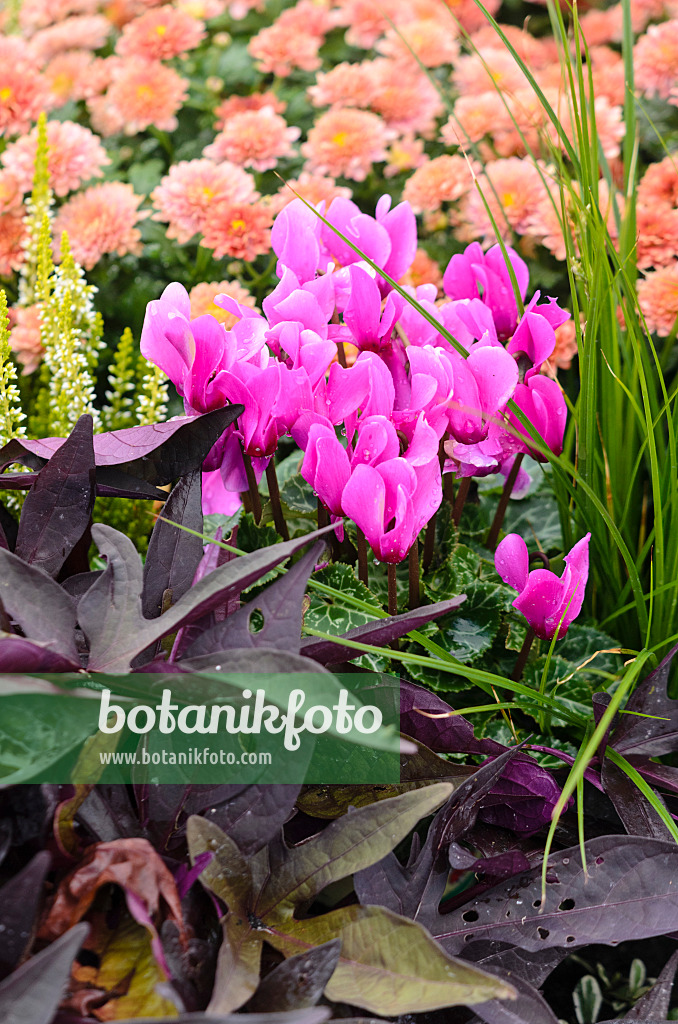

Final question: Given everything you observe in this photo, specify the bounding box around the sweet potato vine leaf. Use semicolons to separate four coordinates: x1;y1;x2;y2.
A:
187;785;515;1016
0;924;88;1024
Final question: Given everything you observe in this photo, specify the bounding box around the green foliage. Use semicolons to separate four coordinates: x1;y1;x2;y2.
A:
101;328;138;432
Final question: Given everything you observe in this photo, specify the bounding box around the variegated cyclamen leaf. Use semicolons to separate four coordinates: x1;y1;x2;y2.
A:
266;904;516;1015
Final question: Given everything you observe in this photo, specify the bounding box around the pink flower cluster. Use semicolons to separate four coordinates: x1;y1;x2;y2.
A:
141;197;570;562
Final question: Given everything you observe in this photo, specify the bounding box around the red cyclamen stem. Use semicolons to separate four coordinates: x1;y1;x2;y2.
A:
266;461;289;541
487;452;525;551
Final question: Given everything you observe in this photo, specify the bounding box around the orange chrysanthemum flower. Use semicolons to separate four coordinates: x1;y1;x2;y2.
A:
204;108;299;172
52;181;148;269
0;212;26;277
28;15;112;61
302;108;391;182
189;279;256;328
151;159;257;243
9;304;43;375
115;4;205;59
200;199;273;261
214;91;285;130
2;120;109;197
635;20;678;100
89;58;188;135
0;39;51;138
638;263;678;336
402;155;473;214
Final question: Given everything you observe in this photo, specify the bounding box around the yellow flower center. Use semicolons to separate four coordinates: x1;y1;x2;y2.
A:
231;218;246;231
502;192;515;208
202;186;214;199
0;87;12;103
155;23;167;35
137;84;153;99
332;131;349;147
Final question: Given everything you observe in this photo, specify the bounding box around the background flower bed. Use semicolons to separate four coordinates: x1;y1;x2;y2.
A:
1;0;678;1021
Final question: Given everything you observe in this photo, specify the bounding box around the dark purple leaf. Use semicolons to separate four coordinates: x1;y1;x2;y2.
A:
459;942;567;990
0;923;88;1024
61;571;102;600
623;949;678;1019
185;543;323;658
0;500;17;551
611;644;678;756
0;636;80;672
75;785;141;843
631;758;678;795
602;756;674;840
1;409;242;485
300;597;467;665
470;969;559;1024
0;851;51;980
245;939;341;1012
477;756;565;834
82;522;336;672
355;746;525;928
449;845;532;886
142;470;204;620
0;469;167;499
399;680;505;756
113;1012;331;1024
0;549;79;662
14;415;96;578
433;835;678;953
201;785;301;857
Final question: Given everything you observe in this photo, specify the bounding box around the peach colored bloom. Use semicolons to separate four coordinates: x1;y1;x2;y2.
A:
9;305;43;375
445;91;514;146
43;50;96;106
2;120;109;197
214;91;285;130
437;0;500;33
176;0;226;14
200;199;273;261
367;59;444;137
189;279;256;328
635;20;678;100
460;158;546;245
151;159;257;243
116;4;206;60
638;155;678;209
302;107;392;182
402;154;473;214
249;22;322;76
89;58;188;135
384;135;427;178
378;18;460;68
28;15;112;62
333;0;407;49
308;62;375;109
204;108;299;172
589;46;626;106
0;40;51;137
52;182;148;269
400;247;442;290
470;24;553;67
452;48;530;97
227;0;264;17
0;171;23;215
0;212;26;277
638;263;678;335
528;177;622;261
274;172;352;211
636;203;678;269
544;319;578;376
19;0;100;31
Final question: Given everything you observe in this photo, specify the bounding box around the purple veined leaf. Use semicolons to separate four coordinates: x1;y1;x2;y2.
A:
81;521;336;672
621;949;678;1019
74;785;141;844
142;470;204;621
132;783;247;842
111;1011;332;1024
61;571;102;601
458;942;568;990
0;408;242;486
13;415;96;579
0;500;17;551
300;597;467;665
610;643;678;756
0;549;80;664
601;756;675;840
432;835;678;954
0;469;167;500
198;785;302;858
629;758;678;795
476;756;565;834
184;543;324;659
469;969;560;1024
244;939;341;1012
0;851;51;981
354;746;525;929
399;680;506;756
449;844;532;886
0;923;88;1024
0;636;81;672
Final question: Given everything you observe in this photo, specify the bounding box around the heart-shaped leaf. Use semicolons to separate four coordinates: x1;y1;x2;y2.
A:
0;550;79;662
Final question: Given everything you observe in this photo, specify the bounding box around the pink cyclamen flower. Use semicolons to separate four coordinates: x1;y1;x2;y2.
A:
495;533;590;640
444;242;529;341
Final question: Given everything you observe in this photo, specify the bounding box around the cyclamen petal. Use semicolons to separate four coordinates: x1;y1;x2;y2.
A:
495;533;530;593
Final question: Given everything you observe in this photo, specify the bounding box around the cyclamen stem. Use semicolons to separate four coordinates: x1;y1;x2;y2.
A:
337;341;347;368
317;499;329;532
423;513;436;571
487;453;525;551
512;626;536;682
241;445;262;524
356;527;369;588
266;461;289;541
388;563;398;617
452;476;471;526
409;542;420;609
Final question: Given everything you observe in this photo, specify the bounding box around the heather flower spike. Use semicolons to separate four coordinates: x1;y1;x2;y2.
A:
495;533;591;640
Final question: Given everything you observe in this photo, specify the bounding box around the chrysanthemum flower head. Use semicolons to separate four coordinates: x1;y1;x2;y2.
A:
28;14;112;61
308;62;376;109
400;247;442;290
43;50;96;106
200;199;273;261
302;107;392;182
274;172;352;211
249;22;322;76
0;212;26;276
189;279;256;329
635;20;678;100
2;120;109;197
52;181;148;269
452;47;530;96
204;108;299;172
334;0;407;49
366;59;444;137
637;204;678;270
9;304;43;375
460;157;546;244
0;171;23;215
115;4;206;59
402;154;473;213
638;155;678;209
0;40;51;138
384;135;427;178
378;18;460;68
438;0;500;32
151;159;257;243
214;91;285;130
638;263;678;336
19;0;101;31
89;58;188;135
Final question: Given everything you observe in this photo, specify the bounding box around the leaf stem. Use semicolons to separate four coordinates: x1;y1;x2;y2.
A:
241;445;262;524
487;453;524;551
408;542;419;609
452;476;471;526
423;512;436;571
512;626;536;682
387;562;398;616
356;526;369;587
